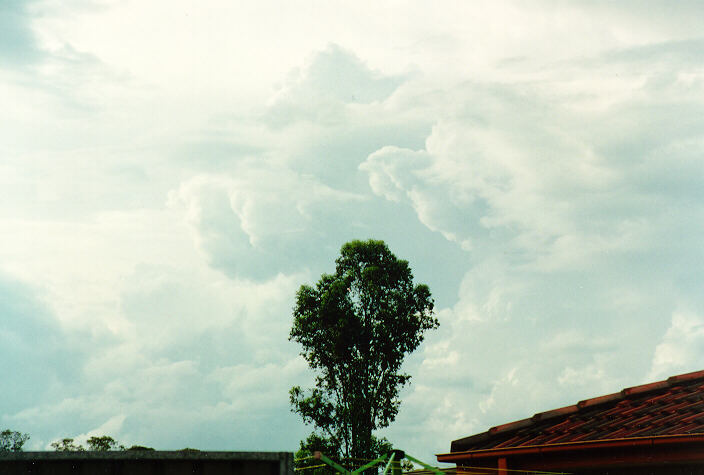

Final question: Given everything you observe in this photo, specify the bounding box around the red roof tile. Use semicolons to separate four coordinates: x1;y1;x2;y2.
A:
450;369;704;453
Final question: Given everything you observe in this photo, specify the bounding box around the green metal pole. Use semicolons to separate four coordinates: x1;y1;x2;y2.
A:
391;450;404;475
352;453;389;474
313;451;351;474
382;452;396;474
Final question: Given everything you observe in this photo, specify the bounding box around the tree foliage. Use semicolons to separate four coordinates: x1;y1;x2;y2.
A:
0;429;29;452
50;438;85;452
126;445;155;451
289;239;437;462
51;435;126;452
87;435;125;451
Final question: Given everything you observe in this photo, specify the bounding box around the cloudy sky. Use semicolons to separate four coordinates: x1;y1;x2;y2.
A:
2;0;704;463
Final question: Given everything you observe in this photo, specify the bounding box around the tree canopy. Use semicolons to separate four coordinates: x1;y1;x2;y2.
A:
0;430;29;452
289;239;437;463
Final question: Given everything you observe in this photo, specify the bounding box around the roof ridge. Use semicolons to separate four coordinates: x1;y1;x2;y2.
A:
489;417;533;435
532;404;578;422
577;392;622;409
621;380;670;397
618;369;704;398
667;369;704;384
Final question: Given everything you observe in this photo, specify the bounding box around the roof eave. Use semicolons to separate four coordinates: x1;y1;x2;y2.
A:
437;433;704;463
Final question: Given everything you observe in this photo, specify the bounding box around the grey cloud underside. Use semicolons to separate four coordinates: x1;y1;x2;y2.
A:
0;0;110;100
0;0;42;65
0;275;85;419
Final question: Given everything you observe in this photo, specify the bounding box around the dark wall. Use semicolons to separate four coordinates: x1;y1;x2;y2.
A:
0;451;294;475
573;465;704;475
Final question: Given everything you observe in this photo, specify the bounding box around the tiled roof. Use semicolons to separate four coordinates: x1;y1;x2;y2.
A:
451;369;704;453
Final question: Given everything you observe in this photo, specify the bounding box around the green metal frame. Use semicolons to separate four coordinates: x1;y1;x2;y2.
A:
353;453;389;474
403;453;444;474
312;450;444;474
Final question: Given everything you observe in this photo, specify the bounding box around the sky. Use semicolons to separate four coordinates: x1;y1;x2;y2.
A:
2;0;704;464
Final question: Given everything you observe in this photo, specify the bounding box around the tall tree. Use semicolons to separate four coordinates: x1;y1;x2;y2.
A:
290;239;437;463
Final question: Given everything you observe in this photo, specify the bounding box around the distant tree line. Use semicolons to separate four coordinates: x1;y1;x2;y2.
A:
51;435;138;452
0;429;155;452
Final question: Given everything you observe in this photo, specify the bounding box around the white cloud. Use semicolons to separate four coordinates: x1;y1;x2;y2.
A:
169;169;365;280
649;311;704;380
361;43;704;272
67;415;126;448
266;44;406;127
